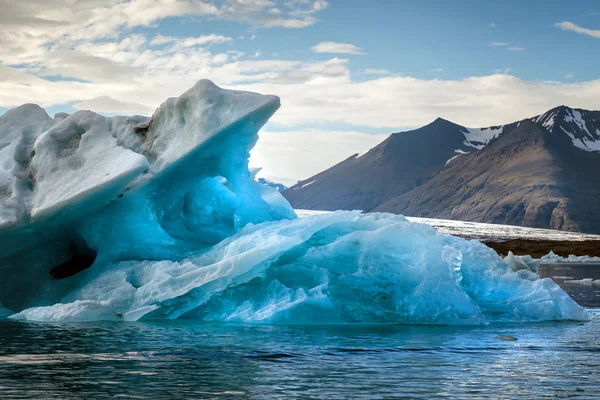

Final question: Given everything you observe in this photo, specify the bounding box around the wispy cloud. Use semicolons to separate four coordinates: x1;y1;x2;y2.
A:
555;21;600;38
363;68;390;75
489;22;496;28
564;73;574;79
311;42;365;55
491;68;511;75
150;34;232;47
1;2;600;137
490;43;525;51
429;68;444;72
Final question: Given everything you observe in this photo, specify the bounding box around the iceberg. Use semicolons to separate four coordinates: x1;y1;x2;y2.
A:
0;80;589;324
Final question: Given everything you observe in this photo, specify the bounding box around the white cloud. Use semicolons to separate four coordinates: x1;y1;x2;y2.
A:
41;50;141;83
363;68;390;75
311;42;364;55
250;129;387;182
489;22;496;28
240;73;600;129
555;21;600;38
490;42;524;52
150;34;232;47
0;0;325;69
429;68;444;73
261;16;317;28
3;49;600;131
312;1;328;12
564;73;574;79
2;1;600;182
73;96;154;114
491;68;511;75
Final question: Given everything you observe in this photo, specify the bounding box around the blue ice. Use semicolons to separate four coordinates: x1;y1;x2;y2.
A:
0;80;588;324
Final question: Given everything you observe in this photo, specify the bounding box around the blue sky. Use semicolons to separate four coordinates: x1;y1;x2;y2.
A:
145;0;600;83
146;0;600;82
1;0;600;183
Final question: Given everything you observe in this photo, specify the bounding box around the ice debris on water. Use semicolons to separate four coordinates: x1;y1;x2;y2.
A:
0;80;589;324
541;251;600;264
567;278;600;286
502;251;540;281
495;335;518;342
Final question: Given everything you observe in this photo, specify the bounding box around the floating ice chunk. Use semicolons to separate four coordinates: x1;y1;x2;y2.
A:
11;212;588;324
567;278;600;286
503;251;540;274
9;300;121;322
541;251;600;264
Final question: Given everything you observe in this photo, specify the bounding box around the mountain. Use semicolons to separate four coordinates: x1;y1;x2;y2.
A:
284;118;517;211
532;106;600;150
283;106;600;233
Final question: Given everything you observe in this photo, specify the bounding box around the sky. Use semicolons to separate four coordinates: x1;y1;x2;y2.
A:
1;0;600;185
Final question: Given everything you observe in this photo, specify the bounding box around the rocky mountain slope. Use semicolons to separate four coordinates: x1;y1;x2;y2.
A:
283;106;600;233
284;118;516;211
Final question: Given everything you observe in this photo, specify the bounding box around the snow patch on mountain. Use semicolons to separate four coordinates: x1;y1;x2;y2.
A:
532;109;557;131
445;149;469;166
294;180;316;190
461;126;504;149
565;109;592;139
560;108;600;152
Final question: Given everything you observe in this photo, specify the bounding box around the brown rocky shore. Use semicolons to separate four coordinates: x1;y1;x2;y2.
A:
484;239;600;258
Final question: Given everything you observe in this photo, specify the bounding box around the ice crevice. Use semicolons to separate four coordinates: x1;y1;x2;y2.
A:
0;80;589;324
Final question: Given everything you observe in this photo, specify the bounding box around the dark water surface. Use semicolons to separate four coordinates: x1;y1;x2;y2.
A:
0;314;599;399
1;265;600;399
540;263;600;307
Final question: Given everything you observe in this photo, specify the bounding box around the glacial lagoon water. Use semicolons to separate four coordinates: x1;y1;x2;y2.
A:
1;262;599;400
0;311;598;399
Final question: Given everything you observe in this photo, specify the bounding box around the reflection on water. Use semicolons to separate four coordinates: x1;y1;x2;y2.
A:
0;314;599;399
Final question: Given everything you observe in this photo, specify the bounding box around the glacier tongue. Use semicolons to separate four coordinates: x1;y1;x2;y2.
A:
0;80;589;324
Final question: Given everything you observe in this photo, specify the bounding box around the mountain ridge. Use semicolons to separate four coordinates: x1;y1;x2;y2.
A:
283;106;600;233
